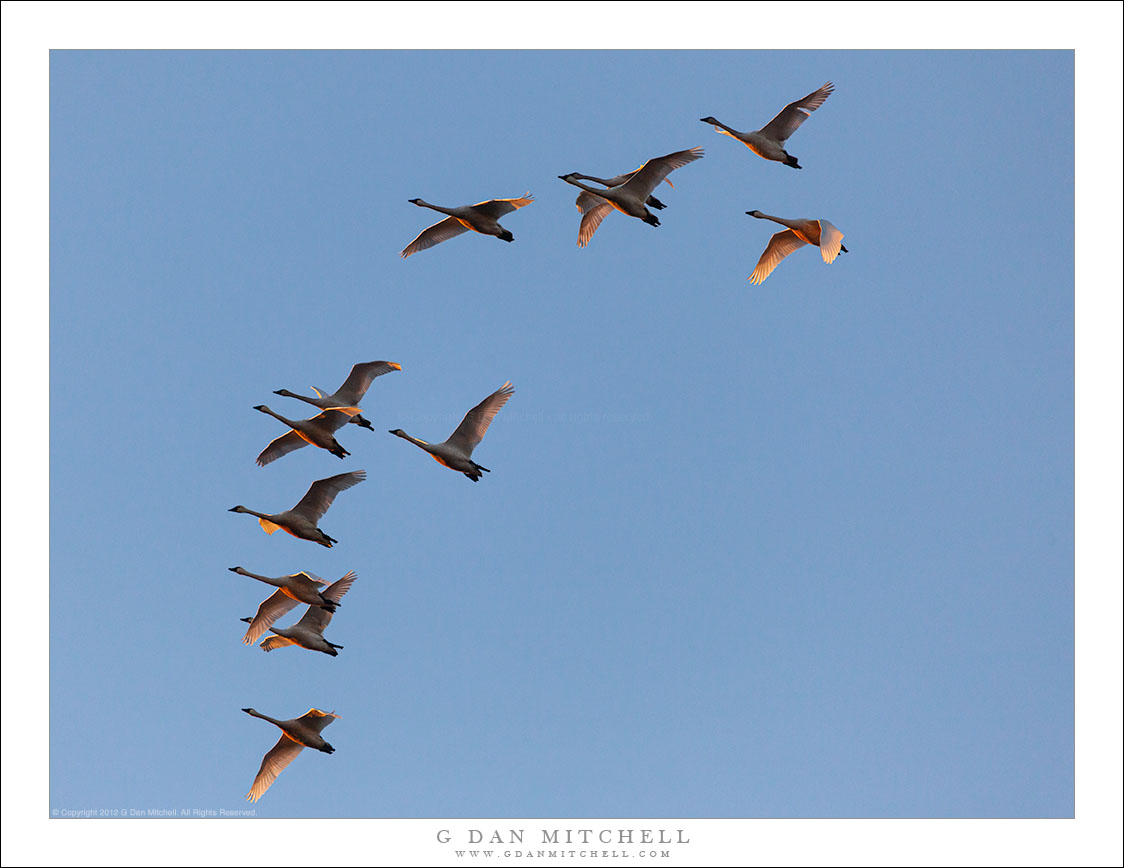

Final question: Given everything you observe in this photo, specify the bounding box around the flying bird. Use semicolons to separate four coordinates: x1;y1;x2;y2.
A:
232;567;355;645
242;707;339;802
241;580;353;659
558;148;703;245
273;361;402;432
253;405;362;466
401;194;534;257
701;81;834;169
228;470;366;547
389;382;514;482
745;210;847;284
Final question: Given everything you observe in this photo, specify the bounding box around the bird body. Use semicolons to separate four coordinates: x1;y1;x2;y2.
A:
240;570;356;654
558;148;703;245
274;361;401;432
228;470;366;547
701;81;834;169
253;405;361;465
242;707;339;802
401;194;534;257
389;382;514;482
745;210;847;284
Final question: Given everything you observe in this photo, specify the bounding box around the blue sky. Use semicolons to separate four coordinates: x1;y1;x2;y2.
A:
4;4;1123;866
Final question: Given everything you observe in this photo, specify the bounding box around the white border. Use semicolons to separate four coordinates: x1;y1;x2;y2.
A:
3;3;1120;866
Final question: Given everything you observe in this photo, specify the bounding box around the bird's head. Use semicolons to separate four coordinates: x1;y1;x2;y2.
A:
700;116;719;125
746;210;762;218
388;428;406;438
228;507;247;514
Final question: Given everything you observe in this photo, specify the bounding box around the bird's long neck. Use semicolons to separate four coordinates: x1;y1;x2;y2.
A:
573;174;611;187
256;406;298;428
561;177;604;196
394;430;434;452
235;508;274;522
707;117;738;134
275;389;322;407
243;708;280;725
750;211;795;229
234;567;283;588
414;199;456;216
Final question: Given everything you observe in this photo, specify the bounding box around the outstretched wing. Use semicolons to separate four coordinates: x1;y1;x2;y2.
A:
445;383;515;454
291;571;357;633
401;216;470;258
290;471;366;522
758;81;834;144
333;362;401;404
749;229;808;284
260;634;299;653
314;407;363;433
618;148;704;199
296;709;340;733
472;193;534;220
816;220;845;264
242;590;301;645
321;571;357;606
577;198;614;248
611;167;675;189
246;735;303;802
256;431;308;467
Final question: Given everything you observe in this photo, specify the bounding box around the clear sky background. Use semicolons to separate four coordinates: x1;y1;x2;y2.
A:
4;3;1123;866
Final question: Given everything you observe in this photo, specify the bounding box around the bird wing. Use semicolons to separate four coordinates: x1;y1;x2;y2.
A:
260;634;299;652
312;407;363;433
246;735;303;802
294;571;329;586
618;147;704;199
758;81;834;144
255;431;308;467
445;382;515;454
749;230;808;284
333;361;402;404
816;220;845;264
290;471;366;522
471;193;534;219
321;570;357;606
290;604;332;635
297;708;340;733
401;216;470;258
577;199;614;248
242;590;301;645
613;167;675;189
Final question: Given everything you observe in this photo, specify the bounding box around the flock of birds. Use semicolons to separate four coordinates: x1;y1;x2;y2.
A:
232;80;842;803
230;363;515;800
400;80;845;282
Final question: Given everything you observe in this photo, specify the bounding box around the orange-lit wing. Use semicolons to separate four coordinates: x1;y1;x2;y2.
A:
242;590;301;645
256;430;308;467
749;229;808;285
577;199;614;248
401;216;470;258
296;709;340;733
472;193;534;219
817;220;845;264
246;735;303;802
